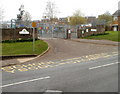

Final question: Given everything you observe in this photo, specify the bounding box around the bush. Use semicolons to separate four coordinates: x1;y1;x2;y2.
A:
2;38;38;43
91;33;109;36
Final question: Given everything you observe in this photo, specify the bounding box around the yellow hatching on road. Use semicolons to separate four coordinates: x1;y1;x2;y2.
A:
1;52;118;73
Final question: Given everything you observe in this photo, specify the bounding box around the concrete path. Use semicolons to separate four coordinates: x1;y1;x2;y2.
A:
71;38;119;46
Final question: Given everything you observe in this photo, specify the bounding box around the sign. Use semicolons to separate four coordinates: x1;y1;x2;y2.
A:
68;30;71;34
91;29;97;32
20;24;25;27
19;29;29;34
32;22;37;28
82;31;84;34
86;29;89;32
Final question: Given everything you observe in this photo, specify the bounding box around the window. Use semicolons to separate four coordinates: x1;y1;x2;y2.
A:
113;16;118;21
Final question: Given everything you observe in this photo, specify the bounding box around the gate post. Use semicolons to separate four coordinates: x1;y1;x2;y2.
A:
77;29;82;38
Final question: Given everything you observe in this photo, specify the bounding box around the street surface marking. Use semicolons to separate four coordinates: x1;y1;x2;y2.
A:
89;62;119;70
1;52;118;73
44;90;62;94
0;76;50;88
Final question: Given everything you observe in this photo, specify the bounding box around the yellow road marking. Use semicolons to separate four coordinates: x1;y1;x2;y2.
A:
18;68;28;72
1;67;15;73
1;52;118;73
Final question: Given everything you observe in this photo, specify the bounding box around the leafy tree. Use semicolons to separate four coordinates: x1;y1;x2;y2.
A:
69;10;86;25
16;5;31;27
98;11;112;26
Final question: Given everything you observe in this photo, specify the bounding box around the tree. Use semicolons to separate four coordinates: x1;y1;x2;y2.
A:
69;10;86;25
43;1;58;21
16;5;31;27
22;11;32;27
16;5;25;27
98;11;112;26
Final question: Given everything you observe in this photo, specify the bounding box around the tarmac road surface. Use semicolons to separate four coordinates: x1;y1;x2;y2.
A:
1;38;118;93
1;53;118;92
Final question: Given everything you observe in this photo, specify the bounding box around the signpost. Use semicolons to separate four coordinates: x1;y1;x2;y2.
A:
32;22;37;52
19;29;30;34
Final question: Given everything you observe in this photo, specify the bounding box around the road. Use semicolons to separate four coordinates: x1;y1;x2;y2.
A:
26;38;118;63
1;39;118;93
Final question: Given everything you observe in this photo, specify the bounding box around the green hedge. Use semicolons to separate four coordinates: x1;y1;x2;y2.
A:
2;38;38;43
91;33;109;36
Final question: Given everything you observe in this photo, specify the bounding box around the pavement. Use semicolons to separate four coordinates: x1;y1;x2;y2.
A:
71;38;119;46
1;38;118;67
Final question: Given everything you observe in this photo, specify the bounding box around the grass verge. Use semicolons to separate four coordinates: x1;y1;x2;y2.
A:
81;31;119;42
2;40;48;56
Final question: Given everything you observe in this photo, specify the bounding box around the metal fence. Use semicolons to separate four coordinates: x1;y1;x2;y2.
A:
37;23;105;39
38;23;68;39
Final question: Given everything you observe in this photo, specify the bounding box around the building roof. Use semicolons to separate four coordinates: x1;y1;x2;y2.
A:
113;10;120;16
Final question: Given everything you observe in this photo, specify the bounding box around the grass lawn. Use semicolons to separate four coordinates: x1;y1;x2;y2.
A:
81;31;119;42
2;40;48;56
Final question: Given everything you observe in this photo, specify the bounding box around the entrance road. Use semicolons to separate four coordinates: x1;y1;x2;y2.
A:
27;38;118;63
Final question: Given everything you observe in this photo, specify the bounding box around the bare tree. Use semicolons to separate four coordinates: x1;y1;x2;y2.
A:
43;1;58;21
22;11;32;27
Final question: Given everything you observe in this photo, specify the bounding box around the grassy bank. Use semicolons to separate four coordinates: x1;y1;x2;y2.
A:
81;31;119;42
2;40;48;56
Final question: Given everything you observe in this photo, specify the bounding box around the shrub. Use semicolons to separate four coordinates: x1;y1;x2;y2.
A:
2;38;38;43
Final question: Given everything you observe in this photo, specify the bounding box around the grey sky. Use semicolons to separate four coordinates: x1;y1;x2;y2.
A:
1;0;119;21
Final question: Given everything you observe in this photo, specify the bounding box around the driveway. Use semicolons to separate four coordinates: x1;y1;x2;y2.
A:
28;38;117;63
1;38;118;67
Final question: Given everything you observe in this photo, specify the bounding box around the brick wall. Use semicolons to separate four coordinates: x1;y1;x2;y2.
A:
2;28;38;41
77;25;105;38
118;16;120;31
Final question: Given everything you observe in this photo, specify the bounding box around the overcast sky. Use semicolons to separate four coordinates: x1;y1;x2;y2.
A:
0;0;119;21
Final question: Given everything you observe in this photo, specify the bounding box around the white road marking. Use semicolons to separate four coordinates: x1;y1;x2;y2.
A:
89;62;119;70
44;90;62;94
0;76;50;88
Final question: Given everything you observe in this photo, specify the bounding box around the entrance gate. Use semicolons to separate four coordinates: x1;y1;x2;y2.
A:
69;26;78;39
38;23;68;39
